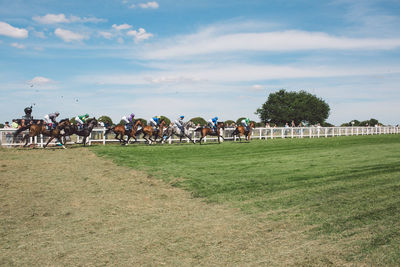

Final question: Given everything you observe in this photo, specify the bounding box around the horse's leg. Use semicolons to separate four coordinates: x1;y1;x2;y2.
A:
142;132;150;144
198;133;204;145
44;136;54;148
83;136;86;146
57;137;66;149
185;134;195;144
125;136;131;145
23;134;30;147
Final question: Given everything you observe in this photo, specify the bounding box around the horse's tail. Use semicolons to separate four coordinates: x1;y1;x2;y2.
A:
135;127;143;136
104;126;114;136
194;127;203;132
13;125;30;137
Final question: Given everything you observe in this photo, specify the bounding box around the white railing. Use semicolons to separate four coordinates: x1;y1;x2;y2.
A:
1;126;399;147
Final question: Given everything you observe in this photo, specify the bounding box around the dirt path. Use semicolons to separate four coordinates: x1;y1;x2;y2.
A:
0;148;344;266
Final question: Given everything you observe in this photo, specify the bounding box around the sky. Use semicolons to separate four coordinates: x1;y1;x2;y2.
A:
0;0;400;125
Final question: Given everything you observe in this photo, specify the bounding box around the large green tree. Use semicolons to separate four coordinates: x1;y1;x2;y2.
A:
190;117;207;126
256;89;330;126
98;115;113;126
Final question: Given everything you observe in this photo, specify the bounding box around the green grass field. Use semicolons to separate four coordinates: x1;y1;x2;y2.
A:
92;135;400;264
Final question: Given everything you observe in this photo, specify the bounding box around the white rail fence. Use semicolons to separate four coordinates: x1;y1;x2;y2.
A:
1;126;399;147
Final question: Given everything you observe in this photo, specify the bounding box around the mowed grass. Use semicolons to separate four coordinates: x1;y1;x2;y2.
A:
92;134;400;265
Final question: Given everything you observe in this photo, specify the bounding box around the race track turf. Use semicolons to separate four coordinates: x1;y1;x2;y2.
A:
92;134;400;265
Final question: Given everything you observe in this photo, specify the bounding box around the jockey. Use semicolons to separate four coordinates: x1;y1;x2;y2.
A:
208;116;218;132
44;112;59;130
174;115;185;134
22;106;33;122
75;114;89;129
149;116;161;131
122;113;135;130
241;118;250;132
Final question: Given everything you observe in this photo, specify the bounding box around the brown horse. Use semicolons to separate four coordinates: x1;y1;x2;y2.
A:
13;119;70;148
232;122;254;142
195;122;225;144
105;120;143;145
140;120;167;144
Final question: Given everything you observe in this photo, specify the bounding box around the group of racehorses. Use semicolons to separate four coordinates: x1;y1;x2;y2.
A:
13;118;98;148
13;117;254;148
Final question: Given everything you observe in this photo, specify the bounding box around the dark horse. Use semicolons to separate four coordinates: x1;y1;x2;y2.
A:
63;118;98;146
195;122;225;144
105;120;142;145
13;119;70;148
138;120;167;144
232;121;254;142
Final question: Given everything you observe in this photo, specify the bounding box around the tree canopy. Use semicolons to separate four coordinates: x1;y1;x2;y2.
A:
160;116;171;125
98;115;113;126
256;89;330;126
224;120;235;126
136;118;147;126
236;117;246;124
341;118;380;127
190;117;207;126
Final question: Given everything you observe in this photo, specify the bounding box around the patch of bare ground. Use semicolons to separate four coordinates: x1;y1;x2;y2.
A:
1;148;349;266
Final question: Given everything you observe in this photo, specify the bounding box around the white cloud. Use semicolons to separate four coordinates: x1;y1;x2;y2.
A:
33;13;106;24
78;63;400;88
54;28;88;42
127;28;153;42
33;14;69;24
141;29;400;60
112;23;132;31
0;21;28;39
10;42;25;49
138;2;159;9
26;76;58;90
69;15;106;23
99;31;113;39
28;76;54;85
33;31;46;39
250;84;264;91
127;1;159;9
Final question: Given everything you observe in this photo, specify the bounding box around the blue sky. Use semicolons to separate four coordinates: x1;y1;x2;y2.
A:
1;0;400;125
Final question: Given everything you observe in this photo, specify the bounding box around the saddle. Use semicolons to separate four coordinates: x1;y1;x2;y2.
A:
46;123;57;130
78;124;87;130
125;124;132;131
